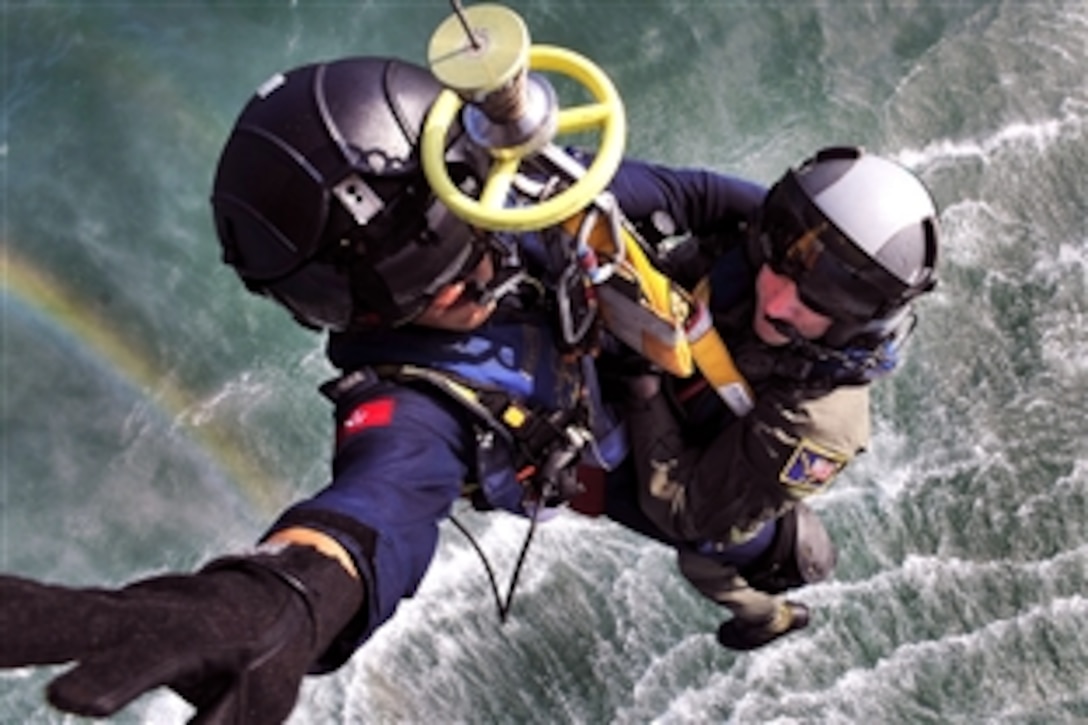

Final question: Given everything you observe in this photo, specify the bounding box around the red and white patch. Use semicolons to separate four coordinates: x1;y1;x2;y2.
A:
339;398;396;443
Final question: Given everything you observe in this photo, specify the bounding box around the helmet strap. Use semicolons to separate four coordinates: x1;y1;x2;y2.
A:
768;317;908;387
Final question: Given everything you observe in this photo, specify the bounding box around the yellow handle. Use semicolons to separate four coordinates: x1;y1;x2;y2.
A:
422;45;626;232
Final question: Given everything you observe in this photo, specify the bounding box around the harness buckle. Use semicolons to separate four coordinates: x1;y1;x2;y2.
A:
535;423;593;504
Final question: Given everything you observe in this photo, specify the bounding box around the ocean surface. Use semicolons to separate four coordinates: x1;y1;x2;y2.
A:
2;1;1086;723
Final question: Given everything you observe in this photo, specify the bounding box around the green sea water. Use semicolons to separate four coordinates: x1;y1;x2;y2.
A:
2;2;1087;722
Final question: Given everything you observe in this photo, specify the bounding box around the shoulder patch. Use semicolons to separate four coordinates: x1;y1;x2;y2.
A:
339;397;396;443
779;437;847;496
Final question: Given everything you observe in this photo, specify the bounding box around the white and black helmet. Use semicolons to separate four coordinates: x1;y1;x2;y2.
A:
757;147;940;348
211;57;488;331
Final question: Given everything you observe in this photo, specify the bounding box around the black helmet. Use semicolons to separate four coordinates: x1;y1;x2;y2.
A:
741;502;836;594
211;56;487;330
756;147;940;348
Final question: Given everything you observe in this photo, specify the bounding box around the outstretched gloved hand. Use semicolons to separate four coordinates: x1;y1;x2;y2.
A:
716;600;810;651
0;545;362;724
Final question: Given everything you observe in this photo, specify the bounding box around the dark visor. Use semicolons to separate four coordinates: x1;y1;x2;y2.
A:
760;172;908;322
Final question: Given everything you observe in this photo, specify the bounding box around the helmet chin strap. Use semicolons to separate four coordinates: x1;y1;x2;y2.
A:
462;237;546;307
464;268;543;306
768;317;902;385
769;317;826;354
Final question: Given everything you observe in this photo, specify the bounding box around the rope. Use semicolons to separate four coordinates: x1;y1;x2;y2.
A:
448;503;542;624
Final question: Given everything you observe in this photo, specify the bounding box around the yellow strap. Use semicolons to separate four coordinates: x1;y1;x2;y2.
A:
564;212;693;376
564;211;754;415
685;284;754;415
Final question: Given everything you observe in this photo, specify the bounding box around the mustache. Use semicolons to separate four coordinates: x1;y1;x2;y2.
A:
766;316;804;343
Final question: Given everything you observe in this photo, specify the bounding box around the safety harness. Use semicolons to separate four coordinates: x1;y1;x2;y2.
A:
380;363;595;506
562;195;757;416
320;358;596;624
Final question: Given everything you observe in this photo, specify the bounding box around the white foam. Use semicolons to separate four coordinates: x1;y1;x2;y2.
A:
897;116;1072;171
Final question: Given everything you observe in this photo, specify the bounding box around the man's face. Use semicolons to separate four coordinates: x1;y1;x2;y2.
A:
412;255;497;331
752;263;834;345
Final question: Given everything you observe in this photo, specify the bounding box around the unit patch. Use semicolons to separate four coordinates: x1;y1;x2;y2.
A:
779;438;847;495
339;398;396;443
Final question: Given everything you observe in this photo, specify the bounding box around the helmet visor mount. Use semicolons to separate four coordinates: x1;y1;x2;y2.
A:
760;171;910;327
318;182;486;328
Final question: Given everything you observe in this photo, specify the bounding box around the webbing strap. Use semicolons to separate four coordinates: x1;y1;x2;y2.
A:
686;280;754;415
566;203;755;416
563;205;694;378
379;364;587;491
380;364;518;447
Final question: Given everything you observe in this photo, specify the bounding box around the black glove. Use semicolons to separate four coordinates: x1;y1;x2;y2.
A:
716;600;810;651
0;544;362;724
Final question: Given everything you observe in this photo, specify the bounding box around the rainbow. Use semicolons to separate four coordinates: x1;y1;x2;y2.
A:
1;242;288;515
